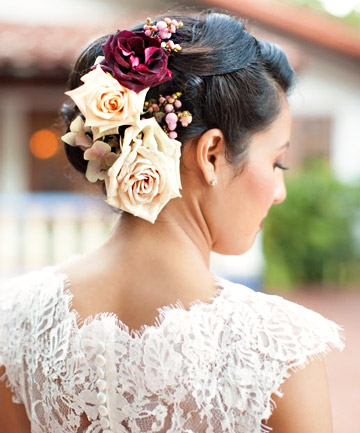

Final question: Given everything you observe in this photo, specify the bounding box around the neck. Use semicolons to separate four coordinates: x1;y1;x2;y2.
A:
58;201;219;325
110;203;211;263
93;200;214;291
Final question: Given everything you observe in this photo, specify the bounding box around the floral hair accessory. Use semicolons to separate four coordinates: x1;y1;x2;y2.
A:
65;65;148;138
62;17;192;224
100;31;170;93
84;140;118;183
143;92;192;139
105;117;182;224
99;18;183;93
144;17;183;47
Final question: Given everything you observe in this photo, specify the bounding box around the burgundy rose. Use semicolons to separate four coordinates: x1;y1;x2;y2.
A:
100;30;172;93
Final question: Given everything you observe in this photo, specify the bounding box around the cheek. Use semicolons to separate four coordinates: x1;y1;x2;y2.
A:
244;165;275;210
211;163;277;255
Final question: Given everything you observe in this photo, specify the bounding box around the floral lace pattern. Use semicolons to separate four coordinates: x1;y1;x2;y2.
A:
0;267;344;433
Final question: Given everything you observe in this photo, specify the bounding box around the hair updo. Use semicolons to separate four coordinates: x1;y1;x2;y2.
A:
61;9;296;180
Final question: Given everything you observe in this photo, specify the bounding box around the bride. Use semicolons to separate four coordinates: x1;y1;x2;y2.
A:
0;10;344;433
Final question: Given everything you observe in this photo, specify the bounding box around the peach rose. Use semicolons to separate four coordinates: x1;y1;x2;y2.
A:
65;65;148;137
105;117;182;223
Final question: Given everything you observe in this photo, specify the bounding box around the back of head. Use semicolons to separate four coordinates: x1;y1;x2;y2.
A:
61;9;296;220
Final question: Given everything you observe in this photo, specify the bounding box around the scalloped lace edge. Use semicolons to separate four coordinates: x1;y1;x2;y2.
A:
260;324;345;433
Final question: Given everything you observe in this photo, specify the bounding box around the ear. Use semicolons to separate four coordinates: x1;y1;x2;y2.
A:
196;128;226;184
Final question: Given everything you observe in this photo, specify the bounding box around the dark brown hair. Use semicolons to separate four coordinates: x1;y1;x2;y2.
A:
61;10;296;180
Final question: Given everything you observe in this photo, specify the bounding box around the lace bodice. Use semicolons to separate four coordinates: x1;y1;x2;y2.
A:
0;267;344;433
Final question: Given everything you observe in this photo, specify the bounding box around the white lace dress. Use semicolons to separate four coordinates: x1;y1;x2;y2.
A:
0;266;344;433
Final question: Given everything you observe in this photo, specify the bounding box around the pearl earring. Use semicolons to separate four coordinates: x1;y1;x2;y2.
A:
210;179;218;186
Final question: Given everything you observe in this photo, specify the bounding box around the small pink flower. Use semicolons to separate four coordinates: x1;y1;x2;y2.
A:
84;141;111;161
167;40;175;50
159;30;171;39
61;116;92;150
84;140;118;183
180;115;192;127
156;21;167;31
165;112;178;124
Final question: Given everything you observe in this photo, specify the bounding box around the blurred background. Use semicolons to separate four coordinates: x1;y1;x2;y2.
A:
0;0;359;431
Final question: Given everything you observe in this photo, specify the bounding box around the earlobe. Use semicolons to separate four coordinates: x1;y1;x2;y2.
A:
196;128;225;185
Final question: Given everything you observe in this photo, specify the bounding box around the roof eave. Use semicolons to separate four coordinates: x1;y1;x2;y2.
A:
202;0;360;62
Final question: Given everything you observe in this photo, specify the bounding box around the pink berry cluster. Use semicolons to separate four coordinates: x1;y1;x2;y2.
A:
143;17;183;49
144;92;193;139
161;39;182;53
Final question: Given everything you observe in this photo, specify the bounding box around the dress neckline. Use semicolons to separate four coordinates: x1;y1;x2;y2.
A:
50;265;230;339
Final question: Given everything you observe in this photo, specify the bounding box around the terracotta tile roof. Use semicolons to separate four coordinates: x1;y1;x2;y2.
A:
203;0;360;61
0;22;106;76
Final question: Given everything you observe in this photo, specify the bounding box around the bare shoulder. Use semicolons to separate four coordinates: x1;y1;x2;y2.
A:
266;358;333;433
55;252;117;321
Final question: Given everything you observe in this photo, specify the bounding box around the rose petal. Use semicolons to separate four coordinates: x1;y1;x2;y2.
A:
94;55;105;66
100;30;171;92
92;125;119;141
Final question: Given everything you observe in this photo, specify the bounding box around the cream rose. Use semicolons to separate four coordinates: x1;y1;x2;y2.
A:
65;65;148;137
105;117;182;223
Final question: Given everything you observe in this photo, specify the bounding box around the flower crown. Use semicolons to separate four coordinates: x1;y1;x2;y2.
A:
62;17;192;224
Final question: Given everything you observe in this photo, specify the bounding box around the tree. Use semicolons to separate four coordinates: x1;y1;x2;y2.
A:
280;0;360;30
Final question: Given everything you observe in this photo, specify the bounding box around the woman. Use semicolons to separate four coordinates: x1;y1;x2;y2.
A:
0;10;344;433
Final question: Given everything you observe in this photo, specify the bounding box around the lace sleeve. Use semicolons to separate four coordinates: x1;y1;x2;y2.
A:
221;285;345;431
252;293;345;369
260;292;345;429
256;292;345;394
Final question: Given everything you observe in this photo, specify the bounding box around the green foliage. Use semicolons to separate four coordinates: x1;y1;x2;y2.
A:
263;159;360;290
342;10;360;30
280;0;360;30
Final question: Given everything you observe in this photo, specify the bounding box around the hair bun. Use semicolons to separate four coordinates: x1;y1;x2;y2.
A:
60;10;296;190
